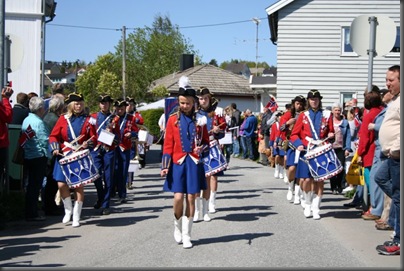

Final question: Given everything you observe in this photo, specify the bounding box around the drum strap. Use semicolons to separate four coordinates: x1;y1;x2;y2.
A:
304;111;319;140
96;114;112;134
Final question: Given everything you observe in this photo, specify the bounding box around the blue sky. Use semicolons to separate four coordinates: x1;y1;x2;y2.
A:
45;0;279;66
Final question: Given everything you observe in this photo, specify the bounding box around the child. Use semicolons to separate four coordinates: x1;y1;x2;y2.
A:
160;76;209;249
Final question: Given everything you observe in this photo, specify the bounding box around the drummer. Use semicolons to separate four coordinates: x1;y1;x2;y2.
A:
89;94;120;215
194;87;227;222
49;92;97;227
289;89;335;220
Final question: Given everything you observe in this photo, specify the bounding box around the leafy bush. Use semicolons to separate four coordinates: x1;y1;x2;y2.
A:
139;108;164;137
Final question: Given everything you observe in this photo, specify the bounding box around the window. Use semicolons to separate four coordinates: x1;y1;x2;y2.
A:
341;26;400;55
340;92;356;108
342;26;353;53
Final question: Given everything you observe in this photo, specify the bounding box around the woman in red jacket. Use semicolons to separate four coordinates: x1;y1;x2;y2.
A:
356;90;383;209
0;86;13;183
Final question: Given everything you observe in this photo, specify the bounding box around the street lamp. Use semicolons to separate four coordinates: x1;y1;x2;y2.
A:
252;17;261;77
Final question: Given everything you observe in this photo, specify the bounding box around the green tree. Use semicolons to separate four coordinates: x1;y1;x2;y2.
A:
75;53;121;112
209;59;218;67
115;14;199;103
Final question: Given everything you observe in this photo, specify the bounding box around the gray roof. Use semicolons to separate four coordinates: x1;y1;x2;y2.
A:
251;76;276;85
149;64;254;97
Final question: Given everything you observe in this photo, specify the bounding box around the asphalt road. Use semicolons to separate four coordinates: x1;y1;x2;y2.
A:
0;145;401;268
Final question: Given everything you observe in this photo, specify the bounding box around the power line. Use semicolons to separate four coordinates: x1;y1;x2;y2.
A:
47;17;268;32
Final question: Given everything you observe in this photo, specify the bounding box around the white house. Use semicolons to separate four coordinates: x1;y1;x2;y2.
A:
5;0;55;101
265;0;400;108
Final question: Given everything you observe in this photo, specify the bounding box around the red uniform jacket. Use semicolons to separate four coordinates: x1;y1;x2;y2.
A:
118;113;139;151
290;109;334;149
49;114;97;154
162;113;209;168
90;112;121;151
269;121;280;147
278;111;293;141
0;97;13;148
357;106;383;167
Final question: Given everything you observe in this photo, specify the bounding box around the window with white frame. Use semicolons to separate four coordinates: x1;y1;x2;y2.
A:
341;92;356;108
341;26;400;55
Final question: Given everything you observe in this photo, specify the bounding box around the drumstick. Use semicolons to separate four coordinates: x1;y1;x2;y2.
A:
75;135;95;152
208;122;226;133
61;135;85;151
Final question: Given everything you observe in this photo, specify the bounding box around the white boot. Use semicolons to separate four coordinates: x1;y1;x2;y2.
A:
72;201;83;227
279;166;284;180
303;191;313;218
193;197;201;222
293;185;301;205
283;170;289;184
286;181;294;201
209;191;217;213
182;216;193;249
274;164;279;178
62;197;73;224
174;216;182;243
312;194;322;220
202;198;211;222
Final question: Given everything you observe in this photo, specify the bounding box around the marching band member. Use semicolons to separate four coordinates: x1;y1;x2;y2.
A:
160;76;209;249
278;95;306;203
290;90;335;220
89;94;120;215
126;96;144;189
49;93;97;227
113;98;139;204
194;87;226;222
269;111;285;180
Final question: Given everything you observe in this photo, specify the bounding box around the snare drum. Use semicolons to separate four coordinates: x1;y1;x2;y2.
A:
202;140;228;177
59;149;100;188
304;143;343;181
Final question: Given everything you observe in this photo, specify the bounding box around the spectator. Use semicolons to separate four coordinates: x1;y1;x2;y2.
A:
42;95;65;216
241;109;258;160
230;103;242;157
22;97;49;221
366;89;394;226
0;86;14;186
357;90;383;215
11;92;30;124
375;65;400;256
329;102;352;195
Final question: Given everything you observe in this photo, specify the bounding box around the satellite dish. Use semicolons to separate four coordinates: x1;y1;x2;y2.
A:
350;15;396;57
6;33;24;72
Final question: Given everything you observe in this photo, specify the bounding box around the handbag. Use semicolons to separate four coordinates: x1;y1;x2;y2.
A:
345;151;364;186
12;144;24;165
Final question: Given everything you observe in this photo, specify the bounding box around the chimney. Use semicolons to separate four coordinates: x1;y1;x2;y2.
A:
180;54;194;71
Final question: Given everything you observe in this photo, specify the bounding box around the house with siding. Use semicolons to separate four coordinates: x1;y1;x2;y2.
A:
265;0;400;108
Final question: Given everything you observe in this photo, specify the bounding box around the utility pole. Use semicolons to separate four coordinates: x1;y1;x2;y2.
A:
252;17;261;77
122;25;126;100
